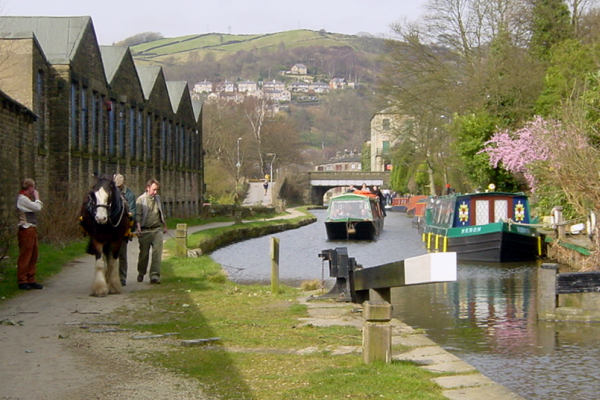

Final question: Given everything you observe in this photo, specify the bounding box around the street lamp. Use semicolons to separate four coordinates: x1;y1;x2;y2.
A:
266;152;276;183
236;137;242;182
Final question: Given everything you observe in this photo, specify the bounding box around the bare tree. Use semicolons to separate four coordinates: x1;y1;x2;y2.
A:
243;96;269;175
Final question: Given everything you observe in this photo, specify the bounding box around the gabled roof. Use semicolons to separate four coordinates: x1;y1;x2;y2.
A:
99;46;128;83
134;62;162;100
0;16;91;64
166;81;188;113
192;100;203;122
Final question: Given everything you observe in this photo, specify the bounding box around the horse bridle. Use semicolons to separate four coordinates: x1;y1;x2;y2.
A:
87;191;125;228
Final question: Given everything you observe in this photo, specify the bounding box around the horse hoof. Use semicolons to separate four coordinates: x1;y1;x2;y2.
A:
90;289;108;297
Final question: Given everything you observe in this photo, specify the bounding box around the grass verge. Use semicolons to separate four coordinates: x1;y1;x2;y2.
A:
110;208;445;399
0;240;87;300
0;210;282;301
115;255;445;400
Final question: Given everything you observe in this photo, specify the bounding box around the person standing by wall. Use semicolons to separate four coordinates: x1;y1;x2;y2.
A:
135;178;167;284
114;174;136;287
16;178;44;290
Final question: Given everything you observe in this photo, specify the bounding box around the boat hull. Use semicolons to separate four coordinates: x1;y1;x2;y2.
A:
447;230;539;262
325;220;382;240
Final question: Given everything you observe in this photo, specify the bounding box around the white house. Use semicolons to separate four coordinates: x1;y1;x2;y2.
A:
237;80;258;93
193;80;213;93
290;63;308;75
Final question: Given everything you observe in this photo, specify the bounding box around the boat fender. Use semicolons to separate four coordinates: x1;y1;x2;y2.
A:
587;210;596;241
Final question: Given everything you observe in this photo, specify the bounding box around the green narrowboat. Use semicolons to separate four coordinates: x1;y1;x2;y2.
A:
325;192;385;240
422;192;542;262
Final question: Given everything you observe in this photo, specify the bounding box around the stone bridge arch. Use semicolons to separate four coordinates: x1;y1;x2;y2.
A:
307;171;390;205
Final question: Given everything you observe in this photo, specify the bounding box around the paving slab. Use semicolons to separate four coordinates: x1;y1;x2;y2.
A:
422;359;477;373
393;334;438;347
301;296;523;400
443;384;524;400
434;373;498;389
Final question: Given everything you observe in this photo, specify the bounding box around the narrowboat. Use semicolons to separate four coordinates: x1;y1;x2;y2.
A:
325;192;385;240
422;191;542;262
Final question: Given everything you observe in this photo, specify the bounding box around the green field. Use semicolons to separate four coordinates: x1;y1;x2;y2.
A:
131;29;383;62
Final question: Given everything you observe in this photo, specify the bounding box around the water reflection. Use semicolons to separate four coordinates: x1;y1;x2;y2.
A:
210;209;425;285
210;209;600;399
392;262;600;400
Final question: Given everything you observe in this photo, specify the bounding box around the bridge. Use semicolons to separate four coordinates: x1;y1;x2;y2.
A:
307;171;390;205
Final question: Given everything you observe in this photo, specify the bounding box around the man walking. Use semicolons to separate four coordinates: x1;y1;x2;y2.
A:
135;179;167;284
114;174;136;286
16;178;44;290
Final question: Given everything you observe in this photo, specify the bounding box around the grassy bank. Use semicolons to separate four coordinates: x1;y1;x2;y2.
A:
110;208;445;399
116;255;444;399
0;209;283;301
0;240;87;300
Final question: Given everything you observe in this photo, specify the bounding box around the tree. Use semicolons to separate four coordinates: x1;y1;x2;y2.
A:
535;39;600;116
451;111;521;191
243;96;268;175
529;0;574;60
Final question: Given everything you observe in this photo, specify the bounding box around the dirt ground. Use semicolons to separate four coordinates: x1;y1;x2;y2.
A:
0;236;208;400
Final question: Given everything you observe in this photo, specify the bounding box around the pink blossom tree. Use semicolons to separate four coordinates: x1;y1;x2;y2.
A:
481;113;600;268
480;116;555;190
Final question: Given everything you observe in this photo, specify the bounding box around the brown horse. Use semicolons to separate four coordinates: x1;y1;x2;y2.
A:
79;175;130;296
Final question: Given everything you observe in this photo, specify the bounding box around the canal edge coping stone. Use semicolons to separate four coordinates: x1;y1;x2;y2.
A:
298;293;525;400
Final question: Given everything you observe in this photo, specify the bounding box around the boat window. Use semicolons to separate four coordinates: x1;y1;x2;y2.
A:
475;200;490;225
328;200;369;219
432;197;454;226
494;200;508;222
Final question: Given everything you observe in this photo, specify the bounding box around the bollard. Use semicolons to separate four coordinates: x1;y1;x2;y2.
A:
552;206;566;240
537;263;558;320
362;288;392;364
271;237;279;294
175;223;187;257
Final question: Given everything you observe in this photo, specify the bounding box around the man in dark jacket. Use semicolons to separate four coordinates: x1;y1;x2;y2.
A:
114;174;136;286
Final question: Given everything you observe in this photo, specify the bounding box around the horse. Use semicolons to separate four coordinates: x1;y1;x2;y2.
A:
79;174;131;296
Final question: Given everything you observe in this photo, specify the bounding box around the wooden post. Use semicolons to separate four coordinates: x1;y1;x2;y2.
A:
362;287;392;364
537;263;557;320
175;223;187;257
271;237;279;294
553;206;566;240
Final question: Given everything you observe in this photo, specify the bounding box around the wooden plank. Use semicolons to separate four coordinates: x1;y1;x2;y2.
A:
353;253;457;292
557;271;600;294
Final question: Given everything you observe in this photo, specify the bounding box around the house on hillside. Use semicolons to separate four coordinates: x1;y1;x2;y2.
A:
216;80;235;93
237;80;257;93
329;77;347;89
290;81;310;92
264;89;291;102
193;80;213;94
315;150;361;172
291;63;307;75
262;80;285;92
309;81;329;94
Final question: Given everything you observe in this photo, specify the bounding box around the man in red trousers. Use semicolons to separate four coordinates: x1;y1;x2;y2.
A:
16;178;44;290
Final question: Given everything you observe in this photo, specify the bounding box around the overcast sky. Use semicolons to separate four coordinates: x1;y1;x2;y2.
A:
2;0;427;45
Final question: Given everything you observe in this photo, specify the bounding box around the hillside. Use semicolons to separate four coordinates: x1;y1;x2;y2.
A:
130;29;388;87
131;29;387;63
129;29;389;166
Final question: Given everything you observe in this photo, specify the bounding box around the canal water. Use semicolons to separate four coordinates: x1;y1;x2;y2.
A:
210;209;600;399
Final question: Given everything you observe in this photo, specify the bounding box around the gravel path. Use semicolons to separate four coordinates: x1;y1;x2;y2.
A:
0;226;226;400
0;211;304;400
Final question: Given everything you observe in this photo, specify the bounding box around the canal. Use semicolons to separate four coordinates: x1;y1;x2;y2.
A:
210;209;600;399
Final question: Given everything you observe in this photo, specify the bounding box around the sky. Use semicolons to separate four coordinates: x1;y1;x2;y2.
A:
2;0;428;45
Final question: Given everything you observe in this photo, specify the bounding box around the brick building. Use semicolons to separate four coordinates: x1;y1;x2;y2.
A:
0;16;204;224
